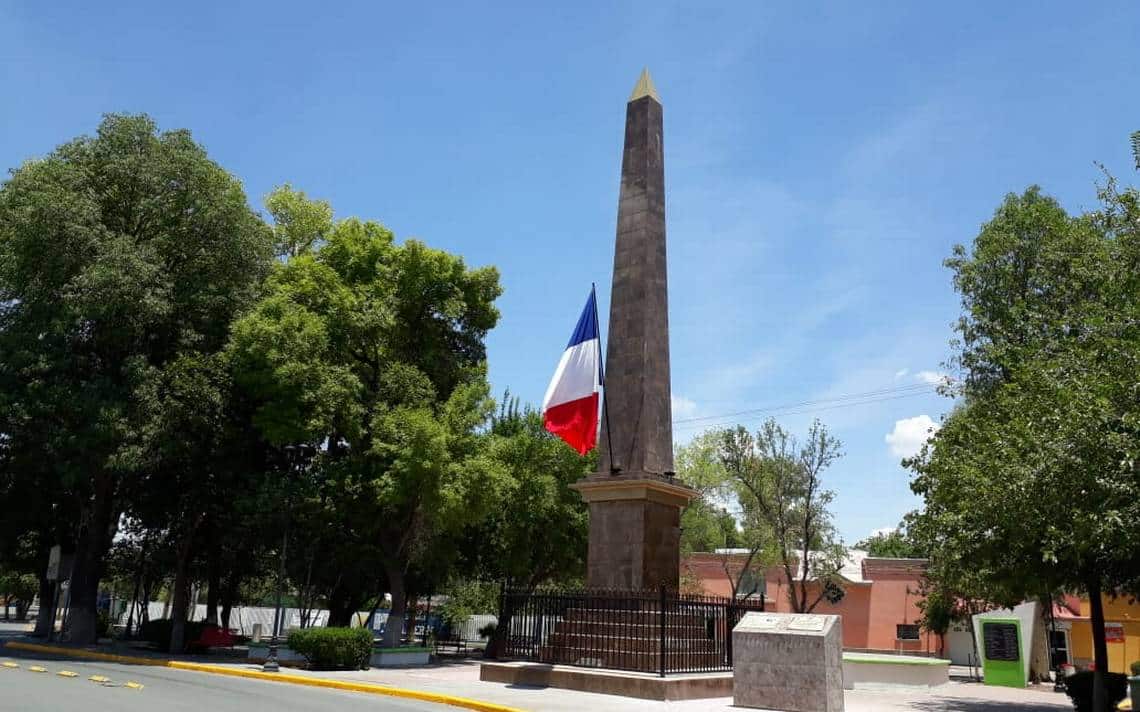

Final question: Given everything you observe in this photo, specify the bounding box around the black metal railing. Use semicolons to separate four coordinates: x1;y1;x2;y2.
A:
494;586;766;676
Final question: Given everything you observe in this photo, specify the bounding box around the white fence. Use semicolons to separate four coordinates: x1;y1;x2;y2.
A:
117;603;497;642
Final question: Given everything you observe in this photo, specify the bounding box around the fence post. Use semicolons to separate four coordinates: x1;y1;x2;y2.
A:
726;600;734;667
658;585;666;678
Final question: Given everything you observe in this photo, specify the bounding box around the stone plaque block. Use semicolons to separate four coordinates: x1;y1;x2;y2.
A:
733;612;844;712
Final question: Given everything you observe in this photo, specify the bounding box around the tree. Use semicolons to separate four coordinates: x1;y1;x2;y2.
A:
456;401;590;591
909;182;1140;709
853;523;926;559
0;114;274;643
719;419;845;612
230;189;504;646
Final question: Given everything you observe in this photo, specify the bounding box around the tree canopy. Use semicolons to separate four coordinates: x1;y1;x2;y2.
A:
908;177;1140;707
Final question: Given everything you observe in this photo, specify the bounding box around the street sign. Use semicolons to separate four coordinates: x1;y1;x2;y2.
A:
46;545;61;582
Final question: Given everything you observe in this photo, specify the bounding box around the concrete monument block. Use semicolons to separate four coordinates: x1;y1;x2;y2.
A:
733;612;844;712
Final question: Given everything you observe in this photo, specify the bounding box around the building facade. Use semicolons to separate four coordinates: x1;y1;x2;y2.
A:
681;550;941;656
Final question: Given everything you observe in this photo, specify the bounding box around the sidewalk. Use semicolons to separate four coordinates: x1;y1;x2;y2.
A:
2;637;1072;712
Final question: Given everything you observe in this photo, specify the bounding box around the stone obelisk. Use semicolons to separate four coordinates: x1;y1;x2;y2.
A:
572;69;696;591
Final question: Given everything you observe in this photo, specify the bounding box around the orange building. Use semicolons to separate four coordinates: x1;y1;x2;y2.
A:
682;549;941;656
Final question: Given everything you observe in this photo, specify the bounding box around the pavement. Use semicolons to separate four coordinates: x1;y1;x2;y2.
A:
0;623;1076;712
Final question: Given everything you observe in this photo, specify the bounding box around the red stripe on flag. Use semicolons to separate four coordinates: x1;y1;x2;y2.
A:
543;393;599;455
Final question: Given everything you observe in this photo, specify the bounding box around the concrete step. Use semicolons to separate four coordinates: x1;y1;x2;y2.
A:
561;608;710;628
536;646;727;673
553;619;710;638
547;631;721;653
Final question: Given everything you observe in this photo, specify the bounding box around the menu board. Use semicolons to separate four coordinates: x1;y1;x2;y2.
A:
983;622;1020;662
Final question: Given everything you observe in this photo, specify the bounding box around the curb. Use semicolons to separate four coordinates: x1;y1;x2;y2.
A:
3;641;524;712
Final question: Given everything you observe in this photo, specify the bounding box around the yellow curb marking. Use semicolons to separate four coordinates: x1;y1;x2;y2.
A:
125;681;144;690
5;641;522;712
88;674;111;683
2;662;18;668
58;670;79;677
29;665;48;673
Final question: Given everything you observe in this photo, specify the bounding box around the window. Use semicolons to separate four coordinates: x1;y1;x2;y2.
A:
897;624;921;641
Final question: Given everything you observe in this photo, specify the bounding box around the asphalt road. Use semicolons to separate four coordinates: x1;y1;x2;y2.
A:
0;647;451;712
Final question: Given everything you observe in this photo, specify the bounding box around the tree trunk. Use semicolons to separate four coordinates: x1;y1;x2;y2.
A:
205;551;221;627
67;477;118;644
168;530;196;653
381;562;405;648
326;582;356;628
1087;576;1108;712
33;574;55;637
220;575;237;631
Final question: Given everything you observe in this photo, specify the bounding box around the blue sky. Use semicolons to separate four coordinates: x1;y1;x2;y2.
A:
3;1;1138;543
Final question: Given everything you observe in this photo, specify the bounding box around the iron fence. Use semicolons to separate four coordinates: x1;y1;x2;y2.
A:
494;586;766;676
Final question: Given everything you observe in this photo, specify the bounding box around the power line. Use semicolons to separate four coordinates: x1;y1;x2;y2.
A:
673;383;939;428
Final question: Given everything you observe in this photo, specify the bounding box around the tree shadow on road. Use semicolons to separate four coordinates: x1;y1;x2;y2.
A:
909;698;1068;712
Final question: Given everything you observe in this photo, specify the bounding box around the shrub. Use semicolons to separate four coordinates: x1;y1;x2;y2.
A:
1130;660;1140;677
138;618;210;651
287;627;373;670
1062;670;1128;712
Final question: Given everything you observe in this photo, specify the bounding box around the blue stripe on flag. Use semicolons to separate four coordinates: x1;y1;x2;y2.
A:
566;290;599;348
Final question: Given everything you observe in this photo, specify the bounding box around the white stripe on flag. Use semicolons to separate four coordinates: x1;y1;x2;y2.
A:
542;338;600;411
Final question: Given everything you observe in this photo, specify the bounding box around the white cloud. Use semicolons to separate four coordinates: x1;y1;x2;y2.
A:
672;395;698;419
870;526;897;538
915;370;948;386
894;368;909;379
885;414;940;459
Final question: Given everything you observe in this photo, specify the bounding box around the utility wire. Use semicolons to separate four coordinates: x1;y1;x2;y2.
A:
673;383;941;429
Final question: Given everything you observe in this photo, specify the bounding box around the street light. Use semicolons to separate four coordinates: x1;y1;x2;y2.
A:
263;443;316;673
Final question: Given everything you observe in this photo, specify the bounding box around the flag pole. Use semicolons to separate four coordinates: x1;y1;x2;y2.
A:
592;283;618;474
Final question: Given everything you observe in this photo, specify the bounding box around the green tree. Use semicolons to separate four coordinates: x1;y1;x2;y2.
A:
719;419;845;612
909;183;1140;709
853;524;926;559
0;114;274;643
229;189;503;646
455;399;591;590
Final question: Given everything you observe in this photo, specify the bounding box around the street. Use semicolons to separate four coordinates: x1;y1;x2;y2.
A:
0;647;452;712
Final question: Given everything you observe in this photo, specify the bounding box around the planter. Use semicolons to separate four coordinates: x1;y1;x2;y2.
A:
842;653;950;690
370;647;430;667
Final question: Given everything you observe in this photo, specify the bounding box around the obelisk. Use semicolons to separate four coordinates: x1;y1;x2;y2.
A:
571;69;696;591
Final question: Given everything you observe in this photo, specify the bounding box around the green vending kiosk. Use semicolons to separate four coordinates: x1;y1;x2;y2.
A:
981;618;1026;688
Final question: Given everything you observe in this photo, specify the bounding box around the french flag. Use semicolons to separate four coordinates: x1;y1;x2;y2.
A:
542;289;602;454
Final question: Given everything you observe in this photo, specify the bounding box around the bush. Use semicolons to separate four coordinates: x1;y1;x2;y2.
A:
287;627;373;670
1062;670;1128;712
138;618;210;651
1130;660;1140;677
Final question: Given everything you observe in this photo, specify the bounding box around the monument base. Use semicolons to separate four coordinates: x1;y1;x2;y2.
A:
479;662;732;701
571;476;695;589
733;612;845;712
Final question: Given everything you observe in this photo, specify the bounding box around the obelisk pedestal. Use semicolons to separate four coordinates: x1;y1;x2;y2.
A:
571;69;695;591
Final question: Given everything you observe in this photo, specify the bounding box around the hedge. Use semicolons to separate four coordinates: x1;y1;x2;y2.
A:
1062;670;1128;712
287;627;373;670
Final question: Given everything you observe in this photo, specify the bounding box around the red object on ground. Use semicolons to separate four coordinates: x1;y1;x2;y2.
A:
193;625;236;649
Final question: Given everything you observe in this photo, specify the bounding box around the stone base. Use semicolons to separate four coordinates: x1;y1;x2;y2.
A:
733;612;844;712
479;662;731;701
